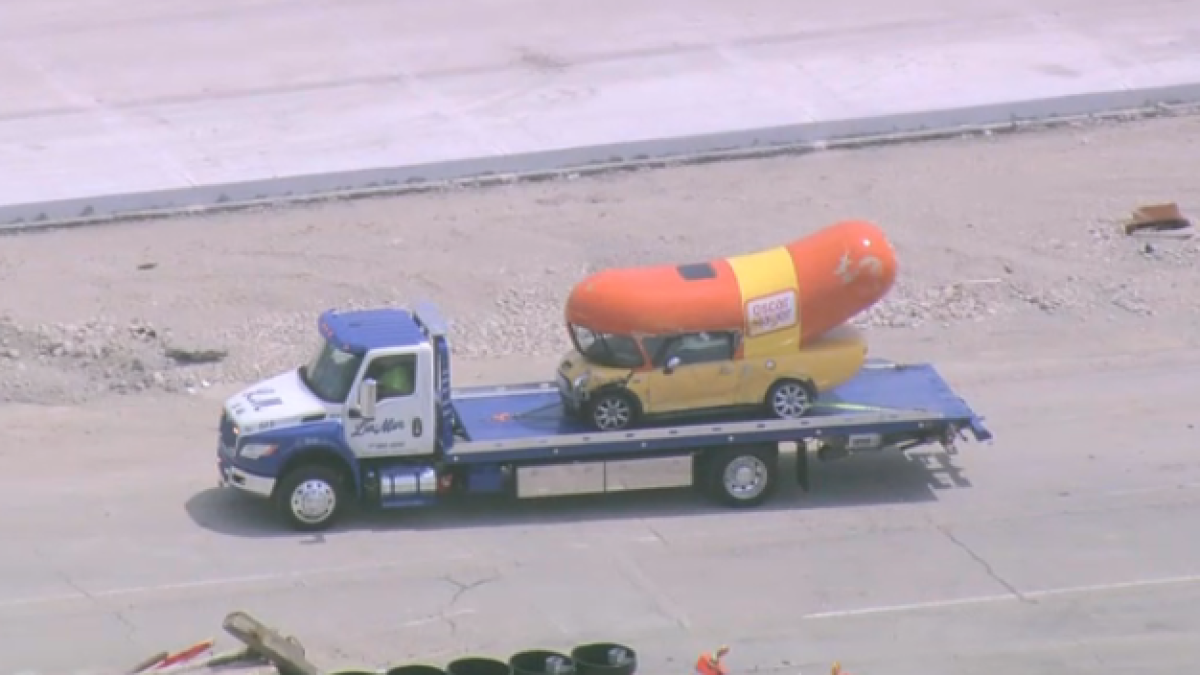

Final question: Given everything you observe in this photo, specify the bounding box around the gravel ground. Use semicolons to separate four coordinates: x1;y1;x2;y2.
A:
0;113;1198;405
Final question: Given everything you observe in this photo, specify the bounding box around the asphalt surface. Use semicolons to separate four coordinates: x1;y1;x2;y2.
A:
3;0;1200;220
2;351;1198;674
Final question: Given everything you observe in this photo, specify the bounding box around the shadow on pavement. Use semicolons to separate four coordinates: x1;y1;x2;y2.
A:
185;449;972;539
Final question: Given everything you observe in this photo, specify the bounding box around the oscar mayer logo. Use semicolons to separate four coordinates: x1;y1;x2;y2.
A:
835;249;886;293
746;289;798;337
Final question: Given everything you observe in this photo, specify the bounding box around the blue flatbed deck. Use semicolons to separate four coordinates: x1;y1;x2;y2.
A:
445;361;991;464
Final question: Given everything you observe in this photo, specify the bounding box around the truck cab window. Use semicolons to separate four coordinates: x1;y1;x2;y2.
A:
301;338;365;403
365;354;417;400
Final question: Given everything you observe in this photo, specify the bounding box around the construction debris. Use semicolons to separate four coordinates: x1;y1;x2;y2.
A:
126;612;311;675
127;638;219;674
128;650;171;674
126;611;854;675
1122;202;1193;236
222;611;322;675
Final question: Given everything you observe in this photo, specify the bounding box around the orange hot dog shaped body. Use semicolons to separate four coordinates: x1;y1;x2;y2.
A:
565;220;897;355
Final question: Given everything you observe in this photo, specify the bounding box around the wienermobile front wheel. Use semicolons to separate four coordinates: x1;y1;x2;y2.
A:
585;389;641;431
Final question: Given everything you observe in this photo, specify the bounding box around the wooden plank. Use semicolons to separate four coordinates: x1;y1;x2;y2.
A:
222;611;323;675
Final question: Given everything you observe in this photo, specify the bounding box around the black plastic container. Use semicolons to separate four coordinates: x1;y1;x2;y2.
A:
447;657;514;675
570;643;637;675
510;650;577;675
388;665;449;675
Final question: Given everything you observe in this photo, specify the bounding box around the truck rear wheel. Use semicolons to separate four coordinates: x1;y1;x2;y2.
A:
275;465;346;532
703;446;779;508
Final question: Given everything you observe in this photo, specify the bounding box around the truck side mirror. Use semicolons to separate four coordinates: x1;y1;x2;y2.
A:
358;378;378;419
664;356;682;375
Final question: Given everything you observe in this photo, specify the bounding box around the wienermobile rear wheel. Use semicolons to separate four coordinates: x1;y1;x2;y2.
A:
765;378;816;419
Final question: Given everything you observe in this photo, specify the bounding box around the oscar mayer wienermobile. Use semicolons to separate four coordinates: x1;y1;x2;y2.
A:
557;220;899;431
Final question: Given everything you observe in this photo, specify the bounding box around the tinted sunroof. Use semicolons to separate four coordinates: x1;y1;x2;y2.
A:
676;262;716;281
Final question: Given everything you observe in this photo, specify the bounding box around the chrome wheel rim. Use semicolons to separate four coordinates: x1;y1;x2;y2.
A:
723;456;768;500
771;382;811;418
593;396;632;430
290;479;337;524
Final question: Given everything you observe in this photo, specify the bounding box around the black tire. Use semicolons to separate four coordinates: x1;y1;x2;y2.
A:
765;378;816;419
703;446;779;508
274;464;347;532
584;389;640;431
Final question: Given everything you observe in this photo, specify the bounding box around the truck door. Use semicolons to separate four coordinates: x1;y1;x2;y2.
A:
345;348;437;458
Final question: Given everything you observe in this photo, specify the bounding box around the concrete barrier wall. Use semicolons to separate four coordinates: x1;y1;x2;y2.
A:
3;83;1200;232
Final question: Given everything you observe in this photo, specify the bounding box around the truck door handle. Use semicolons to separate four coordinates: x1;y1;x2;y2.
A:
412;417;423;437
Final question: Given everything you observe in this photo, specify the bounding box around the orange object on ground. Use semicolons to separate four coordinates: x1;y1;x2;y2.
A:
566;220;897;356
155;639;214;669
695;646;730;675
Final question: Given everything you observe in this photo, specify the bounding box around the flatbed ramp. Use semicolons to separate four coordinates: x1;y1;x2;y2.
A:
446;361;990;464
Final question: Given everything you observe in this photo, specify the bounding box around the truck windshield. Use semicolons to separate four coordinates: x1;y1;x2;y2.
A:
299;338;364;403
569;324;644;368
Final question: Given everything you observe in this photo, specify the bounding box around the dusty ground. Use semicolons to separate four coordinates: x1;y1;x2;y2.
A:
0;113;1198;403
0;113;1199;675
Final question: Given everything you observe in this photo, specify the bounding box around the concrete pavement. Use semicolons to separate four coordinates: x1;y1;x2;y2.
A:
3;0;1200;225
2;355;1198;674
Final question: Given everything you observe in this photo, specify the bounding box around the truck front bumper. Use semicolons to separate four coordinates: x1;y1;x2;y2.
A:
218;458;276;498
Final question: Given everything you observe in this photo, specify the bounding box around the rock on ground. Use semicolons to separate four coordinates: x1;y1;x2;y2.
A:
0;113;1198;405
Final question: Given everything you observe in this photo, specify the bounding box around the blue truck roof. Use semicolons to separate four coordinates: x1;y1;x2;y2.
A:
318;308;426;354
444;361;992;464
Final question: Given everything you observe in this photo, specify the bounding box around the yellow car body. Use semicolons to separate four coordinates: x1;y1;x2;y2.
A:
557;324;868;430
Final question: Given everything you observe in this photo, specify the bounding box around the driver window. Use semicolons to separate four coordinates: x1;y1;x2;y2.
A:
643;335;674;368
364;354;417;400
672;332;735;365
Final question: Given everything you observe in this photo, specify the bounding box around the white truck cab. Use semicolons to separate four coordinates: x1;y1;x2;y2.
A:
218;304;455;529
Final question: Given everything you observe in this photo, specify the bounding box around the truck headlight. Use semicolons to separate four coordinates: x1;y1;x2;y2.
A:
573;374;590;390
239;443;278;460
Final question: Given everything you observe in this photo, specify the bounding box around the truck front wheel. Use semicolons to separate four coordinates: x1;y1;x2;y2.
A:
275;465;346;532
703;446;779;508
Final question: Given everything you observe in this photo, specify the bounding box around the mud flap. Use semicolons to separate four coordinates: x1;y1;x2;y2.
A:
795;442;810;492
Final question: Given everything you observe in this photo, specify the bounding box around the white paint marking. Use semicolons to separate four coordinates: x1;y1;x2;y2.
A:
802;593;1013;619
0;553;474;611
802;573;1200;620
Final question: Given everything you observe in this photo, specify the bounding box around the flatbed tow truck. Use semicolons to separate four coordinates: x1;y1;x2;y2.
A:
216;302;993;531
